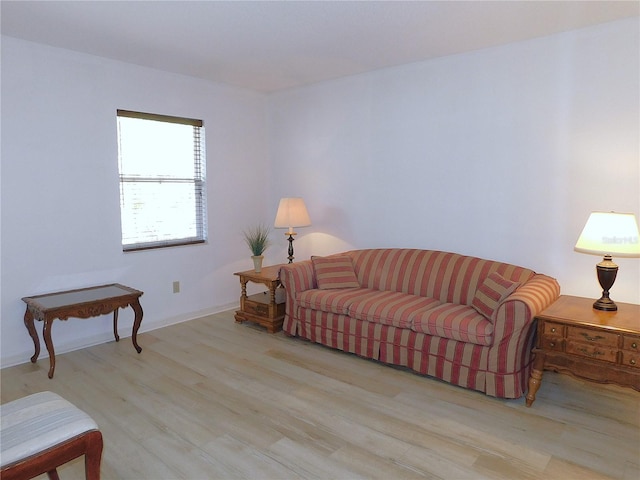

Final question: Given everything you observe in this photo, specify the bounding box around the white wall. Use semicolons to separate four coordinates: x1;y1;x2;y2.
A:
268;18;640;304
2;18;639;368
1;37;275;366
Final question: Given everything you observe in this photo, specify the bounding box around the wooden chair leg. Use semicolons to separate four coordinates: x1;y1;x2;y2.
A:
84;430;104;480
47;469;60;480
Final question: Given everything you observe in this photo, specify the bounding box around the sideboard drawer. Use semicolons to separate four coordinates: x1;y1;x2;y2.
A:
543;322;564;336
566;341;617;363
621;352;640;369
566;327;619;347
622;335;640;352
540;336;563;352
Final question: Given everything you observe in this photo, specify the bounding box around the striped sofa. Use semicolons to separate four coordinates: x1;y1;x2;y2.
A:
279;249;560;399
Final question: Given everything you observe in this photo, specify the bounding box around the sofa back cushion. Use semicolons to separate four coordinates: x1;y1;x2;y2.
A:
345;249;535;306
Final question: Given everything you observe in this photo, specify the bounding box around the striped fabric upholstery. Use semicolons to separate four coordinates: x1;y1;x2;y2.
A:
347;249;535;305
280;260;315;334
348;291;440;328
298;288;378;315
486;273;561;398
383;332;489;391
410;303;493;346
279;249;560;399
298;309;381;359
0;391;99;469
312;255;360;289
472;272;521;321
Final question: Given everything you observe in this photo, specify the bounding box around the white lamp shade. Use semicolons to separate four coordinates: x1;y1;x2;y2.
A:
574;212;640;258
274;198;311;231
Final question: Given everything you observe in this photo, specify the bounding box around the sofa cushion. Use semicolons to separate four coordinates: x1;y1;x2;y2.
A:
471;272;520;321
297;288;378;315
409;303;493;346
312;255;360;289
348;291;441;329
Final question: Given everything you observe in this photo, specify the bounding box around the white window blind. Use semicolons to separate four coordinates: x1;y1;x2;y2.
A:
116;110;207;251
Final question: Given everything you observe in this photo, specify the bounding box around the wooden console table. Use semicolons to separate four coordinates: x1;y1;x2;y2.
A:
234;265;285;333
526;295;640;406
22;283;144;378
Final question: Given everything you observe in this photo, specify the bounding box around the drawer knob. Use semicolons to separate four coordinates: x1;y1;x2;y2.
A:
632;342;638;349
631;359;637;366
550;327;556;333
549;342;556;348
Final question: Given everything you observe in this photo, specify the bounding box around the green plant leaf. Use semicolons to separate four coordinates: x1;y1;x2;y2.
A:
243;224;272;256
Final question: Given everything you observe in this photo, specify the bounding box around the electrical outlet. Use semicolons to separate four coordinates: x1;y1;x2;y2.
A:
173;281;180;294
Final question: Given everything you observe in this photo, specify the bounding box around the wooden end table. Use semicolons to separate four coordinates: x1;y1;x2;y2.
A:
526;295;640;406
22;283;144;378
234;265;285;333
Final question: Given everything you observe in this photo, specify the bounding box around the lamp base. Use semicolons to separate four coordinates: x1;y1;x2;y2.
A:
593;255;618;312
593;297;618;311
285;232;296;264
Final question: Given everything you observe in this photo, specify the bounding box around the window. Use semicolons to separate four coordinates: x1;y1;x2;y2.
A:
116;110;207;251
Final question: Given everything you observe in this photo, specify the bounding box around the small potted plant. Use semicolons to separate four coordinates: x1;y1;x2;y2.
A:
243;224;271;272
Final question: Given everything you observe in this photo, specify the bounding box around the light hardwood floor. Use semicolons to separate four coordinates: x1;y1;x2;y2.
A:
2;309;638;480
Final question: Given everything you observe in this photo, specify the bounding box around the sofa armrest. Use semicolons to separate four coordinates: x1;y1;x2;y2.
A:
486;274;560;396
279;260;316;334
498;273;560;322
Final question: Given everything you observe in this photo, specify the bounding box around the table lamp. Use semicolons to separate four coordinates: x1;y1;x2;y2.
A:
274;197;311;263
574;211;640;311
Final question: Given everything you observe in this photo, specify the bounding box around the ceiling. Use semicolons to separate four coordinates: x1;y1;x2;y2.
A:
1;1;638;93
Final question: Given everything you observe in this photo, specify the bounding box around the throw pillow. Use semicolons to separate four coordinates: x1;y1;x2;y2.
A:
472;272;520;321
312;255;360;289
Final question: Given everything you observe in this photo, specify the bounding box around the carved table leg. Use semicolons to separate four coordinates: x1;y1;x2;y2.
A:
240;280;247;300
236;279;248;324
269;285;276;305
42;318;56;379
526;352;546;407
113;308;120;342
130;300;143;354
24;308;40;363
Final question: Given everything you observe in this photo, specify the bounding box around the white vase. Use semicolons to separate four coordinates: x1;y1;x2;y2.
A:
252;255;264;273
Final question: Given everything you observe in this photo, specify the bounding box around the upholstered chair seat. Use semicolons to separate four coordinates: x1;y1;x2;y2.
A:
1;391;103;480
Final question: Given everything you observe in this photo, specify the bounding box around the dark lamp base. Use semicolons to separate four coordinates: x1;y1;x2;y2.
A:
285;232;296;264
593;297;618;311
593;254;618;312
